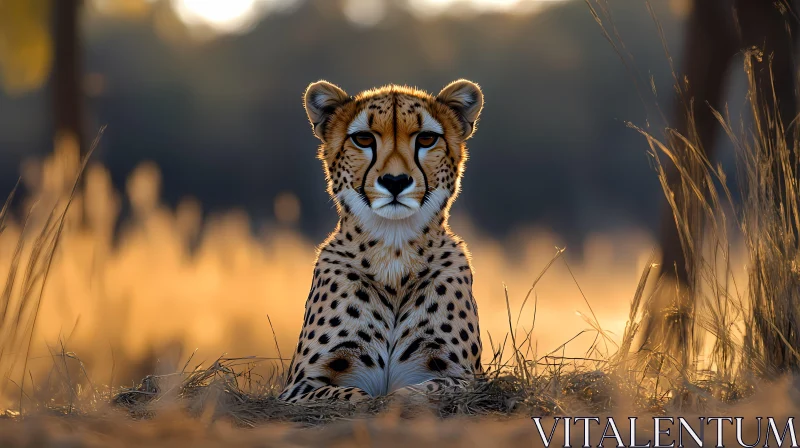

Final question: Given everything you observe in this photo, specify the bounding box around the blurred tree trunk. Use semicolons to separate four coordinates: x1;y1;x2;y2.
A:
53;0;83;155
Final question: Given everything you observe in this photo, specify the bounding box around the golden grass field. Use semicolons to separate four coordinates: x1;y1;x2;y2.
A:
0;143;665;394
0;143;673;446
0;127;787;447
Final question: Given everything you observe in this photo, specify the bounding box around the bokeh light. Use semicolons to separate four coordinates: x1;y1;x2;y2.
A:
343;0;388;27
172;0;300;34
173;0;263;33
406;0;567;18
167;0;571;35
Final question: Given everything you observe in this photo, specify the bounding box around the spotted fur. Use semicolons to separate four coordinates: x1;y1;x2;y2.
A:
279;80;484;403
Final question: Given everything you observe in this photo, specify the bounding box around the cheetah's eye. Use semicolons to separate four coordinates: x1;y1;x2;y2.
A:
416;132;439;149
351;132;375;148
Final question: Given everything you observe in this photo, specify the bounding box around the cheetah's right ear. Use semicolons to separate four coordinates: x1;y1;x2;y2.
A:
304;81;350;142
437;79;483;139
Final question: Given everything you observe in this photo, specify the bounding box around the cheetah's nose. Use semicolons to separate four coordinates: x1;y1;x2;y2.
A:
378;174;413;198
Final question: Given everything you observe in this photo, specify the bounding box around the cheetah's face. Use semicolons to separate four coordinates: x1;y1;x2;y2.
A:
304;80;483;221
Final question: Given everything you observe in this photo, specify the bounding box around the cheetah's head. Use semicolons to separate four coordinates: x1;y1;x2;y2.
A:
304;80;483;227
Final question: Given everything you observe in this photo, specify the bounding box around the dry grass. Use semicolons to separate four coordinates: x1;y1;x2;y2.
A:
0;131;666;430
0;127;663;436
588;0;799;400
0;136;655;422
0;3;798;444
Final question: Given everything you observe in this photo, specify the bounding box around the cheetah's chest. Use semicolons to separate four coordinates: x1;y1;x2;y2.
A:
318;255;477;395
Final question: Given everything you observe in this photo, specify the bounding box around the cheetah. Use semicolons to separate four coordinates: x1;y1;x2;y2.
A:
279;80;484;403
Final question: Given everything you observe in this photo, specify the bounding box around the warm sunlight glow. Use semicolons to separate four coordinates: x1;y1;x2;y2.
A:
170;0;572;33
343;0;388;27
173;0;298;34
175;0;258;32
407;0;569;16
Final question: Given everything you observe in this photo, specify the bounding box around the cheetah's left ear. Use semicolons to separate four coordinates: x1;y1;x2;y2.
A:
437;79;483;139
304;80;350;142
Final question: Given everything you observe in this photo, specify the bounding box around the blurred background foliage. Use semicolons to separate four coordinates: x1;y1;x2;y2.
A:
0;0;52;93
0;0;719;251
